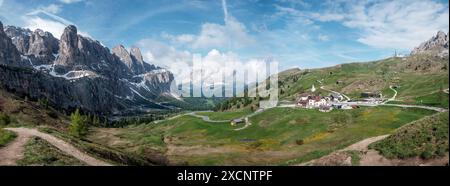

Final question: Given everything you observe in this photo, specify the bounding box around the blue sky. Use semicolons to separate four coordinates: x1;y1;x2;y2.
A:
0;0;449;71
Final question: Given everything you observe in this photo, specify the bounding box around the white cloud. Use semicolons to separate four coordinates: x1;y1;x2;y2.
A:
136;38;192;68
278;0;310;8
317;34;329;41
59;0;84;4
273;0;449;50
24;10;91;39
161;0;254;50
25;17;67;38
312;0;449;50
39;4;62;14
273;5;314;25
309;12;344;22
161;32;195;46
0;0;4;7
192;17;254;49
222;0;228;20
136;38;274;88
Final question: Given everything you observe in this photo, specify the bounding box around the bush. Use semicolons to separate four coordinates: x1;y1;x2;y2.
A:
69;109;89;138
0;128;16;147
0;112;11;126
296;139;304;145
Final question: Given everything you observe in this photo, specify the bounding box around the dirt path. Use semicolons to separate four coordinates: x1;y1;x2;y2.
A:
234;122;251;131
1;128;111;166
341;135;389;152
299;134;448;166
0;131;32;165
383;86;397;103
298;135;390;166
342;135;393;166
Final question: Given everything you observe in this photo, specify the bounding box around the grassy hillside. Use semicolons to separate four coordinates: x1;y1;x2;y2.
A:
0;89;70;129
39;127;166;166
370;112;449;159
217;55;449;111
0;87;166;166
280;55;448;100
17;137;87;166
88;106;435;165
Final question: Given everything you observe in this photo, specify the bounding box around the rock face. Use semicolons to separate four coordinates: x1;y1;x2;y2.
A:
0;21;176;116
0;22;23;67
411;31;449;57
4;26;59;66
112;45;148;74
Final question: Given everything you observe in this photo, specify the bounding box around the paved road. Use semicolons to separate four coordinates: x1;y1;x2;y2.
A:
382;104;448;112
187;112;229;123
153;112;191;124
1;128;112;166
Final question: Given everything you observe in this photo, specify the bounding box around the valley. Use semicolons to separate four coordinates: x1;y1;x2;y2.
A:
87;106;438;165
0;21;449;166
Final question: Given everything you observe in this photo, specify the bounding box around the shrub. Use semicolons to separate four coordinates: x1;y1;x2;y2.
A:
0;128;16;147
296;139;304;145
0;112;11;125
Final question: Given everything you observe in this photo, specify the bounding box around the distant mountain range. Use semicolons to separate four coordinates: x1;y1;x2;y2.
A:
0;21;177;116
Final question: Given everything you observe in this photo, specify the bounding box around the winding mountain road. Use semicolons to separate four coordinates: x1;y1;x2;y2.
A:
382;104;448;112
386;85;398;102
0;128;111;166
187;112;229;123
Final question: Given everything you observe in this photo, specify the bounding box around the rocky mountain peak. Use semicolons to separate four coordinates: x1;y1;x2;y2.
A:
1;22;176;115
54;25;80;70
112;45;146;74
0;21;24;67
4;25;58;65
112;44;133;63
130;46;144;64
437;31;446;38
411;31;449;57
60;25;78;52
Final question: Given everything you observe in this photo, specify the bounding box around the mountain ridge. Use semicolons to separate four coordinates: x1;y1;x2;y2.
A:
0;21;176;117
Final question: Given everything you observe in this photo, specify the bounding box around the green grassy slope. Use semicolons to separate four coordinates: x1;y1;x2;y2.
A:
1;88;165;166
89;106;436;165
217;55;449;111
369;112;449;159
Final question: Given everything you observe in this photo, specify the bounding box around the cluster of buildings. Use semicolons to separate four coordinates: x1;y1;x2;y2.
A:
359;91;384;104
296;93;357;112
